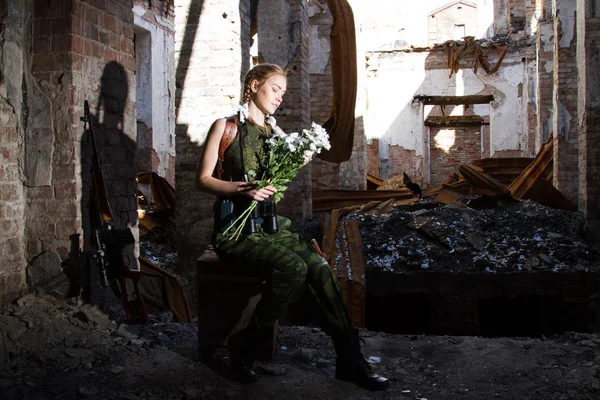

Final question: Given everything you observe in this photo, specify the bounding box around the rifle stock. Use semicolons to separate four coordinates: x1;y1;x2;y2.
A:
81;100;147;324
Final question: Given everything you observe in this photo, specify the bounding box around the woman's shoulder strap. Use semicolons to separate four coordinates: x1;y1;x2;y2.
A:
216;115;239;179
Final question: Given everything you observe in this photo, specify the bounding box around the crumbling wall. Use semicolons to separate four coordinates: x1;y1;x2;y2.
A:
0;0;27;307
133;0;176;186
428;1;478;46
28;0;138;297
577;0;600;241
364;46;533;184
552;0;578;204
1;0;139;305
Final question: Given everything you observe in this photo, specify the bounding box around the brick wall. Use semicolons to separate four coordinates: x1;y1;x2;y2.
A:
577;2;600;241
552;0;578;204
367;139;380;178
174;0;250;272
133;0;176;186
536;21;553;151
27;0;138;302
430;127;482;187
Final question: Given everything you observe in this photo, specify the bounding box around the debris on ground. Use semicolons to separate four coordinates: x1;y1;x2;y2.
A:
1;291;600;400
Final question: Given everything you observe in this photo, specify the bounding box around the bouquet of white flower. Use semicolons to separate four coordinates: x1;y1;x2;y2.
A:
223;112;331;241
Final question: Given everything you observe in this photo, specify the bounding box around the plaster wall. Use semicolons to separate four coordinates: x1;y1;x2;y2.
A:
133;3;176;185
428;2;479;45
365;49;530;181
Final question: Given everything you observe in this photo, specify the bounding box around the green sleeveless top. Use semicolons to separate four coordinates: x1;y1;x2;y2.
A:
221;120;272;182
213;120;272;238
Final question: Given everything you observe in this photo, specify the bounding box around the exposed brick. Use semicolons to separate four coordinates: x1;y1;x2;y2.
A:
108;32;120;49
122;24;134;40
85;23;99;41
0;271;26;301
72;16;84;36
104;47;118;61
92;41;104;58
33;35;51;53
1;127;18;144
27;186;54;199
120;36;134;55
33;0;51;19
52;17;72;35
85;3;99;24
102;14;117;33
51;34;72;53
0;146;17;164
71;35;86;54
85;0;106;11
0;220;18;237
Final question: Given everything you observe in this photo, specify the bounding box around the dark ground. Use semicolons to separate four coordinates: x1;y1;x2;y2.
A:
2;197;600;399
1;292;599;400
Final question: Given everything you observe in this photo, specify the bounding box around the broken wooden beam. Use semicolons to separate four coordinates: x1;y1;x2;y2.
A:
313;189;416;212
413;95;494;105
471;157;534;185
425;115;486;128
458;163;511;195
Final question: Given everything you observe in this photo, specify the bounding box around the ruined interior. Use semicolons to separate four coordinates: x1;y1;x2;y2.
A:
1;0;600;399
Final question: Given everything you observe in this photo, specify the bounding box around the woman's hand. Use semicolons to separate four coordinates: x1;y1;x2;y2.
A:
237;181;277;201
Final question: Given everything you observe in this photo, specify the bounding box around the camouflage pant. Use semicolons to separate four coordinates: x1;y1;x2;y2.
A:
215;217;353;338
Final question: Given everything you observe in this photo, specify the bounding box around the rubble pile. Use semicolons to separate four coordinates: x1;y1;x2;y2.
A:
352;197;599;274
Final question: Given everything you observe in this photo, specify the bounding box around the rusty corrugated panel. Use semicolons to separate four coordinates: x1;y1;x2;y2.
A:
435;187;465;204
313;189;416;212
322;211;366;327
506;140;577;211
139;256;191;323
508;140;553;198
458;163;511;195
344;220;366;327
471;157;534;185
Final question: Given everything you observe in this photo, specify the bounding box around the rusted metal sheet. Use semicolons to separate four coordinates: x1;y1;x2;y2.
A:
507;139;577;211
322;212;366;327
313;189;417;212
508;139;553;199
471;157;533;185
458;163;511;195
435;187;465;204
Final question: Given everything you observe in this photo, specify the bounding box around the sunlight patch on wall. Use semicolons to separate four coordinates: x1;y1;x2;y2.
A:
434;129;456;153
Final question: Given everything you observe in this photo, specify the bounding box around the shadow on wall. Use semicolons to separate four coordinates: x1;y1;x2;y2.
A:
174;0;252;276
79;61;138;305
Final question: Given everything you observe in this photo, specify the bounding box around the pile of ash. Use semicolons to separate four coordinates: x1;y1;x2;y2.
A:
348;197;599;274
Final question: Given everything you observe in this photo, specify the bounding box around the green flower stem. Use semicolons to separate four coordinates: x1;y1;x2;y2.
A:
222;199;258;241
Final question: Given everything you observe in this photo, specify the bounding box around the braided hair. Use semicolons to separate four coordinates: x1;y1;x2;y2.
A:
242;63;287;104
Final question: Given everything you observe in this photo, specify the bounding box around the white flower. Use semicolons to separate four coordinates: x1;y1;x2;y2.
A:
266;115;277;128
235;103;249;123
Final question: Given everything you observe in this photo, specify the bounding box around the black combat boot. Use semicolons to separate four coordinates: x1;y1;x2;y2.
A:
333;328;390;391
228;323;259;384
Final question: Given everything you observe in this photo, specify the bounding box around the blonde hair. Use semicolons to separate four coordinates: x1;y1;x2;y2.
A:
242;63;287;104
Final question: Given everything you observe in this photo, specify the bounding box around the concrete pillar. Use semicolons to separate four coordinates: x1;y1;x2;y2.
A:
577;0;600;241
257;0;311;231
552;0;579;204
